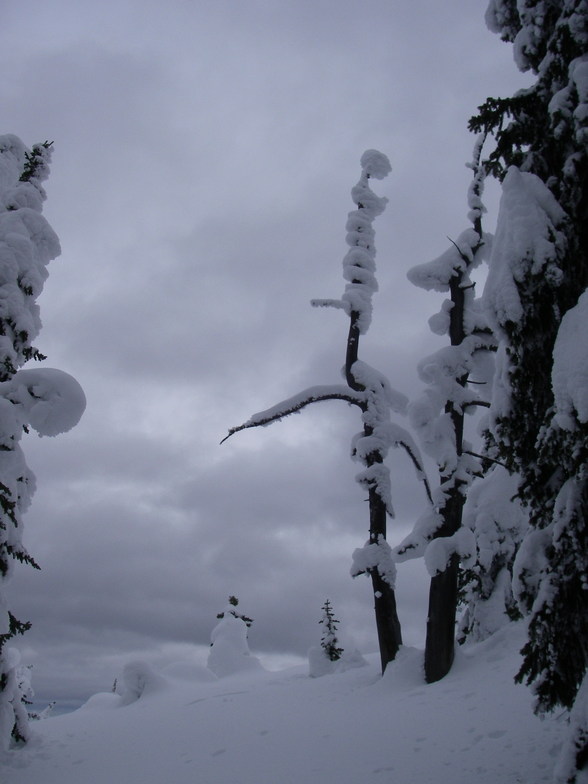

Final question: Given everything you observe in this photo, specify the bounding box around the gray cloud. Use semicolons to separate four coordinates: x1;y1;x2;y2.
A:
2;0;527;709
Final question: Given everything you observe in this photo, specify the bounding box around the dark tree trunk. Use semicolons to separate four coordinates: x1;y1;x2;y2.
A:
425;555;460;681
348;311;402;673
369;474;402;671
423;268;468;683
372;570;402;671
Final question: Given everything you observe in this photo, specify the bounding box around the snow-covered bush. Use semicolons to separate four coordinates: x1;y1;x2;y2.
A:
0;135;85;750
119;661;168;705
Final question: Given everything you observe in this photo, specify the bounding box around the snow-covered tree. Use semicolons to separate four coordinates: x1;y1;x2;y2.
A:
392;138;495;682
223;151;431;673
0;135;85;750
319;599;343;662
469;2;587;778
207;597;262;678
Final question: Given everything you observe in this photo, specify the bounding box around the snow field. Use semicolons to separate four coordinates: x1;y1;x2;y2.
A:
2;622;565;784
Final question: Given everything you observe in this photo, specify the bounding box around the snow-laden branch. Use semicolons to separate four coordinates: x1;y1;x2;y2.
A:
350;535;396;587
5;368;86;437
221;385;365;444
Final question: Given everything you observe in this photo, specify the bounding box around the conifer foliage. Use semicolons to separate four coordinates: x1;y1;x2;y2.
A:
319;600;344;662
468;2;587;779
0;135;85;750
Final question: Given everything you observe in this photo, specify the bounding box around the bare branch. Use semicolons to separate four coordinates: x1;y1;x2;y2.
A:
463;450;512;472
398;440;434;506
463;399;491;410
310;298;346;310
221;385;365;444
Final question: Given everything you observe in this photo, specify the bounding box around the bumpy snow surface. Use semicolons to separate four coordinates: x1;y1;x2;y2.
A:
1;622;567;784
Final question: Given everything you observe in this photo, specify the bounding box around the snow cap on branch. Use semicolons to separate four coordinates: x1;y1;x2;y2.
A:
407;228;486;293
5;367;86;437
484;166;566;332
350;535;397;588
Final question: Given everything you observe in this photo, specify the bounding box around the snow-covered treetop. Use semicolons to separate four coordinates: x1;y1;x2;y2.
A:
359;149;392;180
408;136;490;295
485;0;586;74
312;149;391;335
0;135;61;379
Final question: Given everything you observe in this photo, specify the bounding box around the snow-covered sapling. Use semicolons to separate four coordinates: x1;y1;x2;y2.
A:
207;597;262;678
0;136;86;750
223;151;431;674
319;600;344;662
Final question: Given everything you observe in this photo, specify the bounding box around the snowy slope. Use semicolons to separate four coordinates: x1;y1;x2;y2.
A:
2;622;566;784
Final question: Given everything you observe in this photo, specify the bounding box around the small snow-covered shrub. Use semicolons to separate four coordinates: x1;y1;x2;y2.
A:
119;661;167;705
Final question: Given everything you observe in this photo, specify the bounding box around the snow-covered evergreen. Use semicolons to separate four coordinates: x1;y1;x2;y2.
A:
207;597;262;678
318;600;343;662
0;135;85;750
470;2;588;778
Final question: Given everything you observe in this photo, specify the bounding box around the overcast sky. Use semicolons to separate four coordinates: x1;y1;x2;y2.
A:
2;0;530;710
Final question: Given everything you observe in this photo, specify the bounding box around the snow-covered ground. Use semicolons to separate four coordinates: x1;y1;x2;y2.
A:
2;621;567;784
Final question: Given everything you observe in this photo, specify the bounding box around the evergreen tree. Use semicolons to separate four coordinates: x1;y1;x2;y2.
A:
319;600;344;662
0;135;85;749
469;1;587;777
207;597;262;678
